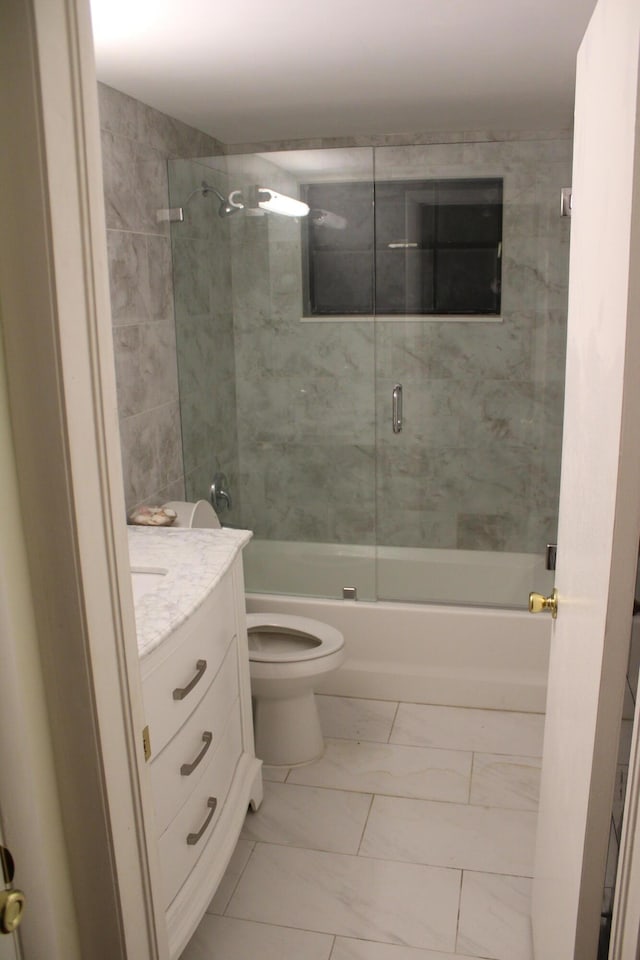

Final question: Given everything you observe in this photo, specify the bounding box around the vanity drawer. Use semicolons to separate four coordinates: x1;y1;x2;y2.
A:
158;707;243;908
142;571;236;754
150;641;239;834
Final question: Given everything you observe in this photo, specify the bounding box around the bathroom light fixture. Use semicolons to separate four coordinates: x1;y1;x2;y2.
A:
228;186;309;218
256;188;310;217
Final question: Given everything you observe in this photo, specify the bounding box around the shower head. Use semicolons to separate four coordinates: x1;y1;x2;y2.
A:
200;181;242;218
199;181;241;218
157;179;240;225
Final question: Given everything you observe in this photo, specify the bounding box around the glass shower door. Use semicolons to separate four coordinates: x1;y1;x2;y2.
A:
373;139;571;608
226;147;378;599
169;139;571;609
171;147;380;601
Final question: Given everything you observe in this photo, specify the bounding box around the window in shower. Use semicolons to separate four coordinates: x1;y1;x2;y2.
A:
301;177;503;317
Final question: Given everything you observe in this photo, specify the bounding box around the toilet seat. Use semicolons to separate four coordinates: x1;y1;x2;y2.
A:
246;613;344;663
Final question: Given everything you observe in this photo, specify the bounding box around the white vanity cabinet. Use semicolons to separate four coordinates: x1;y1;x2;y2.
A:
132;529;262;960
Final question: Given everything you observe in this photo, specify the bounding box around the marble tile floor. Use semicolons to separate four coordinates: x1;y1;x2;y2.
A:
180;695;545;960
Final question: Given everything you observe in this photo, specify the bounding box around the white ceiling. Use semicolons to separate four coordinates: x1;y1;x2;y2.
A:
90;0;598;145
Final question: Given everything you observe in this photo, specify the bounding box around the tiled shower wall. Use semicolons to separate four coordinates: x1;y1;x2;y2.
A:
98;84;571;554
98;83;223;510
228;137;571;552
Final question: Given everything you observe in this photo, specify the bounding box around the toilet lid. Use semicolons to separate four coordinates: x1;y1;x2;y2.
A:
246;613;344;663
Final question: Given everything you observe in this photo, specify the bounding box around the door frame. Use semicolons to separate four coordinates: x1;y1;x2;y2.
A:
0;0;166;957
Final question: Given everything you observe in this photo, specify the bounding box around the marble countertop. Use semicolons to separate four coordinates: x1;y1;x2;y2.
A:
127;525;252;658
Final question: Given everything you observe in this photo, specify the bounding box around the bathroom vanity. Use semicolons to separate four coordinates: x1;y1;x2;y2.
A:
128;525;263;960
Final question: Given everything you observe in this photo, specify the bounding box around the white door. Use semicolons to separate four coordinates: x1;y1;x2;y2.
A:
531;0;640;956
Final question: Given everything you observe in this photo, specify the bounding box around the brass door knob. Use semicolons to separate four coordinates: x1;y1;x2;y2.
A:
529;588;558;618
0;889;26;934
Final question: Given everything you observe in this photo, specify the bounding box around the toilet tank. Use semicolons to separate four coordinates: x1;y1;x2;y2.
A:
162;500;220;529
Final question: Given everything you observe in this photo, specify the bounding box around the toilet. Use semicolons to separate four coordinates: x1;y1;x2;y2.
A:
246;612;345;766
163;501;346;766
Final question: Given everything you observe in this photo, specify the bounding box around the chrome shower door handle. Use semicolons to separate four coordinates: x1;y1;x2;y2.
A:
392;383;403;433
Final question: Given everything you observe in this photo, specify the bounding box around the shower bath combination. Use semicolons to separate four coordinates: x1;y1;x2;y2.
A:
168;139;571;613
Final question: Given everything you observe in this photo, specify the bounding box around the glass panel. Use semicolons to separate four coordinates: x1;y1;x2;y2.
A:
373;139;571;607
168;157;240;517
170;149;377;600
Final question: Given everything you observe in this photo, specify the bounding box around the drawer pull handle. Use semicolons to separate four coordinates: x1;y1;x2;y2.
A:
186;797;217;845
173;659;207;701
180;731;213;776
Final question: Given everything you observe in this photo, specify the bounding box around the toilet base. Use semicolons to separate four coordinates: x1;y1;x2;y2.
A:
253;688;324;766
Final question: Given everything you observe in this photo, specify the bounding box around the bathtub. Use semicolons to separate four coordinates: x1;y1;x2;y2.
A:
243;539;554;607
243;540;552;713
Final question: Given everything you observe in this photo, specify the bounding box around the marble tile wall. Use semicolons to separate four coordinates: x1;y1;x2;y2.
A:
98;83;223;511
99;94;570;552
226;136;571;553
